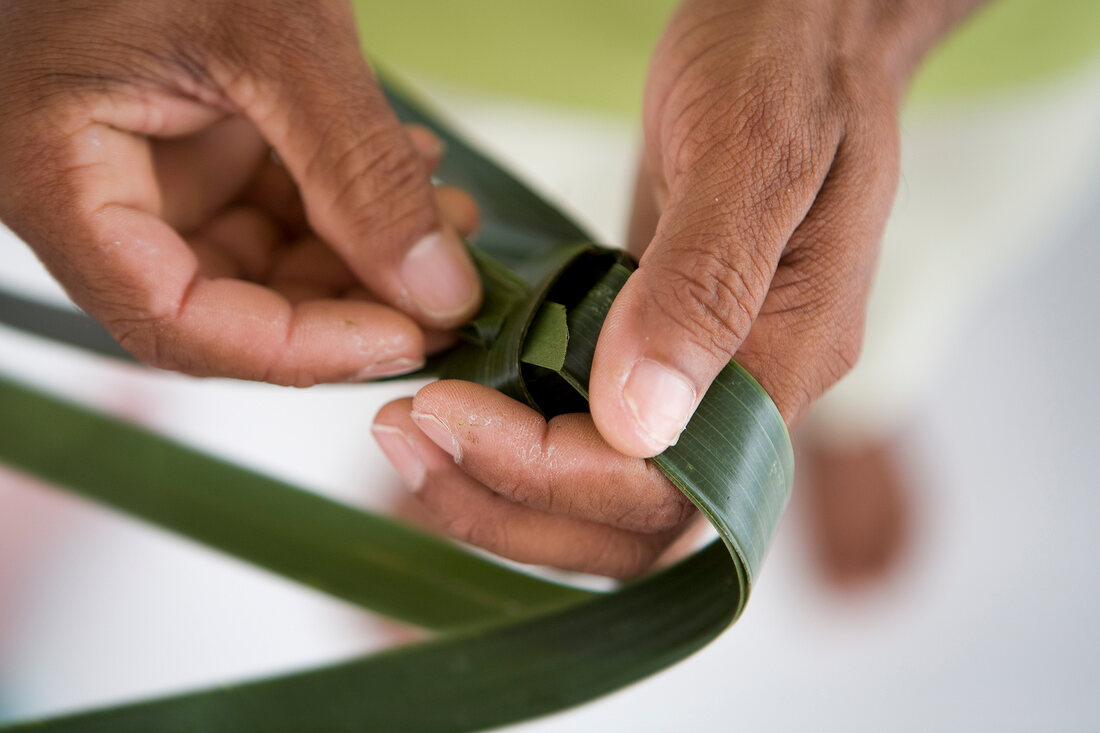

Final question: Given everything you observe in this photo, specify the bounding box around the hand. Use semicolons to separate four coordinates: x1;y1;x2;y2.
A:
0;0;481;385
378;0;984;577
591;0;982;456
373;381;697;579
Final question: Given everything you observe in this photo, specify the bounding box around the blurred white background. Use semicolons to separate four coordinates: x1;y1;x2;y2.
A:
2;66;1100;730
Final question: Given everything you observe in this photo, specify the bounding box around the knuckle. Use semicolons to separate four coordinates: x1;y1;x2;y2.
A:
667;59;825;179
782;282;867;384
747;316;864;423
442;510;500;552
750;350;818;423
604;537;662;580
824;319;864;382
643;493;695;533
109;315;175;371
611;476;693;533
660;64;837;237
311;126;434;243
88;278;188;373
655;250;765;359
509;477;553;514
440;511;477;543
818;319;858;387
261;360;317;389
486;467;546;513
732;65;808;156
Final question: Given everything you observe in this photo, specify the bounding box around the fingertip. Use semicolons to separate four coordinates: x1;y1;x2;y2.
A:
411;380;530;425
352;356;425;381
411;379;545;460
590;300;665;459
411;410;462;461
590;381;669;459
158;281;430;385
409;380;484;442
399;229;483;328
435;186;480;240
371;401;426;491
620;358;696;453
589;280;701;459
373;396;416;429
411;378;480;413
372;396;458;492
404;124;446;170
285;299;427;383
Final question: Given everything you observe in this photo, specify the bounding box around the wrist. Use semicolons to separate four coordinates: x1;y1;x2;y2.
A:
659;0;991;101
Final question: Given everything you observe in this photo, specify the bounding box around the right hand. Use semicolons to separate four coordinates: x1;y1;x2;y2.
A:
0;0;482;385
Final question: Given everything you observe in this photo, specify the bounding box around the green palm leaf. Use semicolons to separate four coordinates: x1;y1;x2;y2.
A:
0;76;792;732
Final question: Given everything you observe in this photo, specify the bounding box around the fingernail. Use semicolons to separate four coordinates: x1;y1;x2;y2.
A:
371;424;425;491
400;231;480;320
353;357;424;381
411;410;461;461
622;359;696;453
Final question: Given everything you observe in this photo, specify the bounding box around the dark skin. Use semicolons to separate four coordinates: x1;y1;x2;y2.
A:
0;0;483;385
0;0;985;577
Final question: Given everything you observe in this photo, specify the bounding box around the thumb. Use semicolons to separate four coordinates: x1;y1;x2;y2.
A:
589;143;831;457
218;4;480;328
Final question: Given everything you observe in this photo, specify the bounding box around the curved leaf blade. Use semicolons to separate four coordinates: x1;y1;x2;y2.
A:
0;544;736;733
0;374;592;632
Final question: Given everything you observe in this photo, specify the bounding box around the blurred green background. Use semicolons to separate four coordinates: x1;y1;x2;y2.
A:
354;0;1100;116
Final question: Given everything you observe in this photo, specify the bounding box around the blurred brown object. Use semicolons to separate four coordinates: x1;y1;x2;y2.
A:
798;432;913;589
